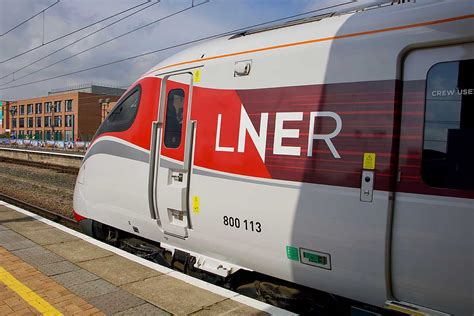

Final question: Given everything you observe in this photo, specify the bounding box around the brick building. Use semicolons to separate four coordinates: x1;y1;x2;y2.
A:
8;91;121;141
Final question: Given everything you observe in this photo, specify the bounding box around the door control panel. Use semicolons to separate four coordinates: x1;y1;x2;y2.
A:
171;172;183;182
360;170;374;202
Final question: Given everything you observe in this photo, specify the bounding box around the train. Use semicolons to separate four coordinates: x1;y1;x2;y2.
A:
73;0;474;315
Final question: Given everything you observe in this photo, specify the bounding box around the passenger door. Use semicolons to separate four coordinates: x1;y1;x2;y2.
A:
392;43;474;315
151;73;195;239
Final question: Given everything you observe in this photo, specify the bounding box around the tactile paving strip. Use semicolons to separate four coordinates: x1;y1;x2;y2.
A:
87;289;146;314
12;246;65;266
68;279;119;299
52;269;99;286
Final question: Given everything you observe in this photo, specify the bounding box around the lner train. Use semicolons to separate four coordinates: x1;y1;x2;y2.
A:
73;0;474;314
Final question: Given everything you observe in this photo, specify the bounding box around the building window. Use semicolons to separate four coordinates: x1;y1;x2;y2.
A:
96;85;141;136
19;118;25;128
164;89;185;149
36;117;42;128
44;116;51;127
27;130;33;138
11;106;17;116
27;104;33;115
45;102;52;113
65;131;73;142
54;101;61;112
35;103;42;114
35;131;42;140
27;117;33;128
19;105;25;115
18;130;25;139
65;99;73;112
45;130;51;140
12;119;17;128
65;115;74;127
54;131;62;141
422;59;474;190
54;115;62;127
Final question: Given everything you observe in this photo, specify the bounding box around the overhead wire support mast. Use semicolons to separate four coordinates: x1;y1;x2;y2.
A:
0;0;151;64
0;0;161;82
0;0;208;86
0;0;60;38
0;1;353;91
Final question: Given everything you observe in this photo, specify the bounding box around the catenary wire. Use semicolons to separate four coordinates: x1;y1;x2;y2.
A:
0;0;209;85
0;0;60;37
0;1;353;91
0;0;160;82
0;0;151;64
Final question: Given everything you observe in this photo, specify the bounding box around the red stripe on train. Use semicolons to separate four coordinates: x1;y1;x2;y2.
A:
92;77;474;199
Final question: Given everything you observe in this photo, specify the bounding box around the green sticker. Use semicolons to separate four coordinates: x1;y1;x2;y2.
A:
286;246;299;261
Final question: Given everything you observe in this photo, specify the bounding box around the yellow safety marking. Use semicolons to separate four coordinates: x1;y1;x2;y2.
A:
363;152;376;170
192;196;200;214
0;266;63;316
385;304;426;316
193;69;201;83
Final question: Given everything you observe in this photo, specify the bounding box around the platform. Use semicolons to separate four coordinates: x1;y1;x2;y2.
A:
0;201;292;315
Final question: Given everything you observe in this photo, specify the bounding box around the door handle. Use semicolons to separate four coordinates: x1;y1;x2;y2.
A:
171;173;183;182
183;121;196;171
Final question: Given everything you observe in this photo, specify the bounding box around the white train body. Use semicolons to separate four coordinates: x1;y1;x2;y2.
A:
74;1;474;314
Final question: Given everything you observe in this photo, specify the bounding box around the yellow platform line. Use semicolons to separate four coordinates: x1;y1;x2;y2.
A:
0;266;63;316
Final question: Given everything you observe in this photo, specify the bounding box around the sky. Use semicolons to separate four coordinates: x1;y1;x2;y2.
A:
0;0;388;100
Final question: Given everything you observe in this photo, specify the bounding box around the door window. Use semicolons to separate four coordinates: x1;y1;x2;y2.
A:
164;89;185;148
422;59;474;190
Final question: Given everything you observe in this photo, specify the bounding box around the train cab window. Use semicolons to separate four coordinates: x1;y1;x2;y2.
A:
95;85;141;136
422;59;474;190
164;89;185;148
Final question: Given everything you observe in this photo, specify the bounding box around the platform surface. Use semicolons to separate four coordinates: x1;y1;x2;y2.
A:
0;202;288;315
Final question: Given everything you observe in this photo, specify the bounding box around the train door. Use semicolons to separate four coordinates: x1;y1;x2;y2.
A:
150;72;195;239
391;43;474;315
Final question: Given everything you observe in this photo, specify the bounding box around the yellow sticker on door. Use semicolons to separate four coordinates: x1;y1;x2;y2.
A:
363;153;376;170
193;69;201;83
192;196;200;214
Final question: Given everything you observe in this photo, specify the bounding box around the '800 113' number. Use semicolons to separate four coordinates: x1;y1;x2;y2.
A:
223;216;261;233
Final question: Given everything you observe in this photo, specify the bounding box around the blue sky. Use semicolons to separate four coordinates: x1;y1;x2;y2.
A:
0;0;384;100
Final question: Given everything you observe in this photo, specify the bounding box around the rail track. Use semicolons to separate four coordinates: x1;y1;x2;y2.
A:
0;192;79;230
0;147;82;175
0;157;79;175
